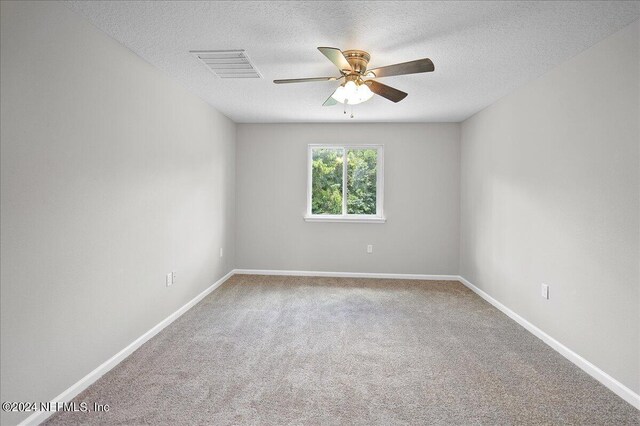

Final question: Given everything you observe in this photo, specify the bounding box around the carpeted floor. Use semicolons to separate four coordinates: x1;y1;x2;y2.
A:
45;275;639;425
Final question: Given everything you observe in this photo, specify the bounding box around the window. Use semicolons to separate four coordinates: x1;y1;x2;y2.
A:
305;145;385;223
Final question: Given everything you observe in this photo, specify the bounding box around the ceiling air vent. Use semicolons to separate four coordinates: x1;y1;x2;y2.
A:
190;50;261;79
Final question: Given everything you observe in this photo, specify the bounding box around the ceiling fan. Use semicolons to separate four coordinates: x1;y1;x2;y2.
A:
274;47;434;106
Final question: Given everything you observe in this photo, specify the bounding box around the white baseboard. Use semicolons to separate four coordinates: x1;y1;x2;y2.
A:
19;270;235;426
457;276;640;410
233;268;460;281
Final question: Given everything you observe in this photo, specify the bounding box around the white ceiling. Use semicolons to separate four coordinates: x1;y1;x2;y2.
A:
66;1;639;123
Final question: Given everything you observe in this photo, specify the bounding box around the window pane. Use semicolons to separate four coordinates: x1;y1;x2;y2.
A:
347;149;377;215
311;148;343;215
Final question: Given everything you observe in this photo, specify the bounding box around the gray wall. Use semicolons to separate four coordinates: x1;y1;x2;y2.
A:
460;20;639;393
0;2;236;424
236;123;460;275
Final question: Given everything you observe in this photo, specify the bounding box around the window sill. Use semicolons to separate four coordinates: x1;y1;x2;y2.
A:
303;215;386;224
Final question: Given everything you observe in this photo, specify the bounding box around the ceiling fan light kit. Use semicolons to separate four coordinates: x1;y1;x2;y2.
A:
274;47;434;115
331;78;374;105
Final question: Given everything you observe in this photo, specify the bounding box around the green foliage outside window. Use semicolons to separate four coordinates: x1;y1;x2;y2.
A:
347;149;377;214
311;147;377;215
311;148;343;214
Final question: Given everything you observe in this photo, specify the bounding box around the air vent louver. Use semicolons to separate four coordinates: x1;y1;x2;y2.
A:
190;50;261;79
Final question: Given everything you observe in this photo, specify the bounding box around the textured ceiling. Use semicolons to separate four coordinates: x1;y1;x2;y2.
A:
65;1;639;123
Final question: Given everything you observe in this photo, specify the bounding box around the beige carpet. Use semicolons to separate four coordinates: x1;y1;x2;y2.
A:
45;275;639;425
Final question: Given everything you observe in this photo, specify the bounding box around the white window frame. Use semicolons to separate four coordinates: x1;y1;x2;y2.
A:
304;144;385;223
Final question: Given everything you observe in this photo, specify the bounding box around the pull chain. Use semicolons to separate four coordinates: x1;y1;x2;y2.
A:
350;103;354;119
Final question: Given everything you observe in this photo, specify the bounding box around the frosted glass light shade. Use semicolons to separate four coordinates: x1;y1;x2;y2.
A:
331;81;374;105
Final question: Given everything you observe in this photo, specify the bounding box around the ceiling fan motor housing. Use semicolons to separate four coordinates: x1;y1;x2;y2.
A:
343;50;370;75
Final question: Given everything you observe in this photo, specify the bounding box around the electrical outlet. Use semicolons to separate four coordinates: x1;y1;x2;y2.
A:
541;283;549;299
219;247;223;258
367;244;373;254
172;271;176;285
166;272;173;287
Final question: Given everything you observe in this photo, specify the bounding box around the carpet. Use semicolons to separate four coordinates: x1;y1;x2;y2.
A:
45;275;639;425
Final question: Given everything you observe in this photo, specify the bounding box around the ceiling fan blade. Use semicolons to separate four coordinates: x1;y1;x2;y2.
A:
364;80;408;103
317;47;353;72
323;93;338;106
367;58;434;78
274;76;339;84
